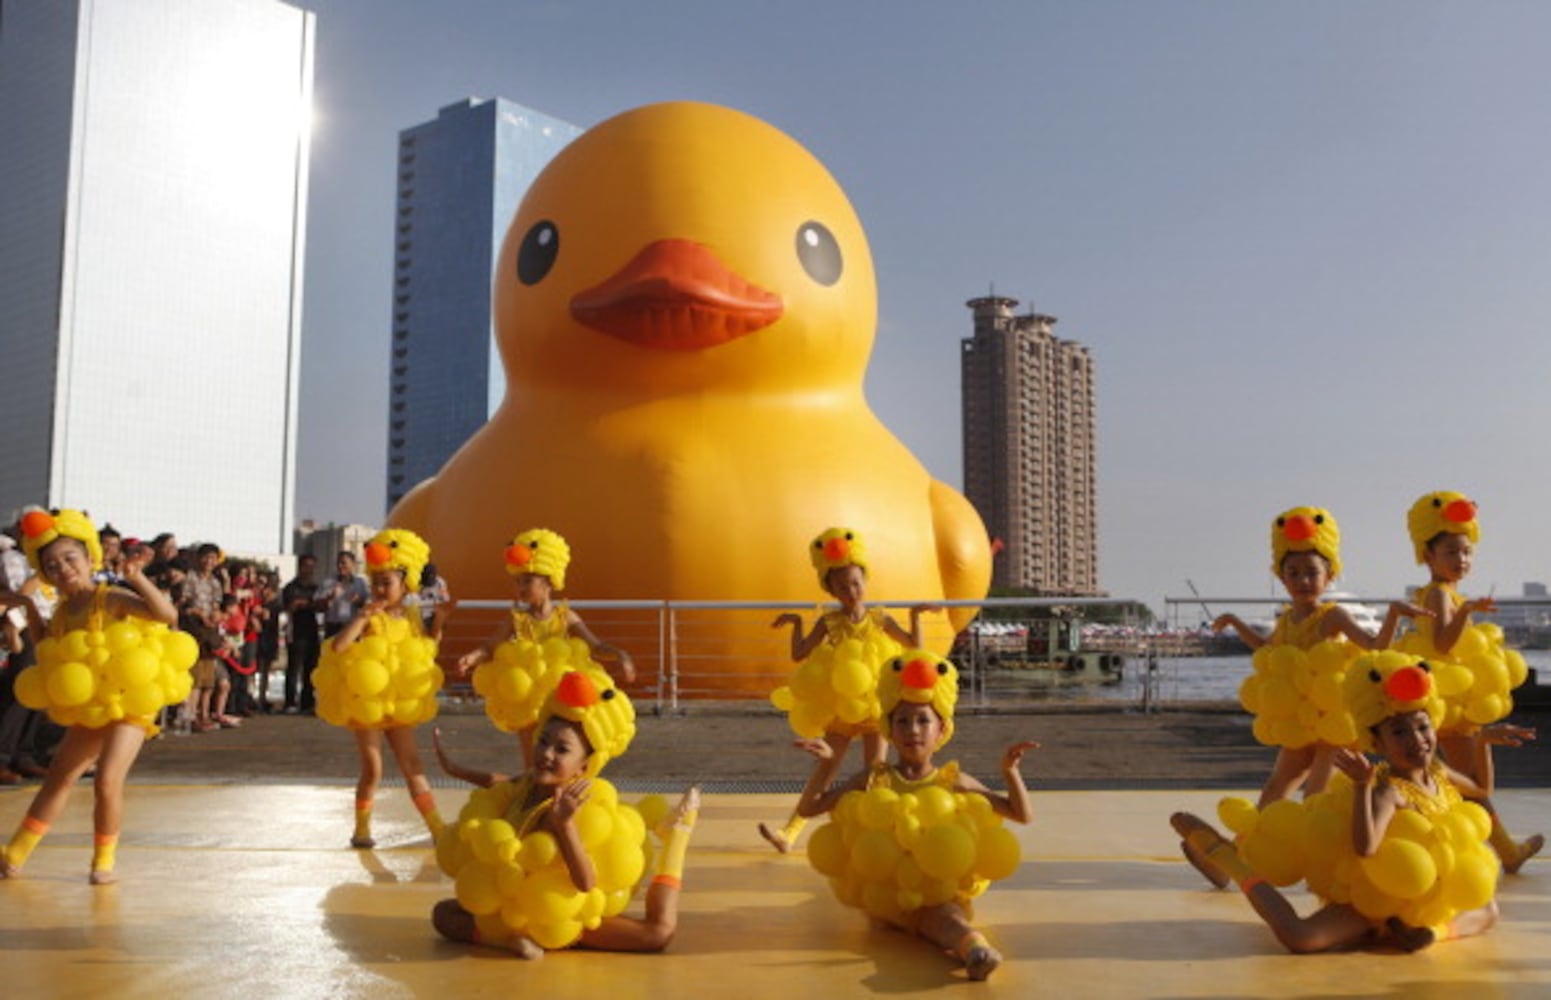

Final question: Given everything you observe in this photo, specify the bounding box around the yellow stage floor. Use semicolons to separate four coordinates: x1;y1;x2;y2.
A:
2;786;1548;998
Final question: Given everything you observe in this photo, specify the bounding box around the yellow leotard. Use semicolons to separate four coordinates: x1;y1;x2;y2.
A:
1240;604;1358;748
1268;603;1338;650
1395;583;1525;732
511;601;571;643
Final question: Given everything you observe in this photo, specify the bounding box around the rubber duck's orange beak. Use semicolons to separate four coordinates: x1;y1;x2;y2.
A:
570;239;783;350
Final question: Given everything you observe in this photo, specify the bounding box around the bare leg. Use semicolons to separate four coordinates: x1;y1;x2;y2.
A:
385;726;443;837
862;729;886;768
1245;889;1374;953
763;733;851;853
916;902;1001;980
87;723;147;884
352;730;384;848
431;899;542;959
581;786;699;952
1258;745;1315;808
1;726;108;876
1303;743;1337;797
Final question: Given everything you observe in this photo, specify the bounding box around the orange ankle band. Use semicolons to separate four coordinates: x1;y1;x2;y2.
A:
1237;875;1266;894
22;817;48;835
355;799;373;812
412;792;436;812
94;834;118;847
651;874;682;890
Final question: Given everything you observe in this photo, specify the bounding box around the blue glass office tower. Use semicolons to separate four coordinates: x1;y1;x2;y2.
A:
0;0;313;554
385;99;580;509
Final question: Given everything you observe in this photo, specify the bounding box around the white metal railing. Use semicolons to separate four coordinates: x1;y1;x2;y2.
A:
439;597;1155;714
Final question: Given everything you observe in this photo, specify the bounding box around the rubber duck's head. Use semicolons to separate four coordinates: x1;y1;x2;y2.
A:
878;650;959;749
363;528;431;591
809;526;869;590
1407;491;1480;565
19;507;102;573
503;528;571;590
1344;650;1445;752
1269;506;1341;579
536;670;637;777
494;101;876;398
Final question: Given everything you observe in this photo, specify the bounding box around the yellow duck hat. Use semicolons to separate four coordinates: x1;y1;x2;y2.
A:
877;650;959;749
1343;650;1446;752
504;528;571;591
1270;506;1341;579
810;526;869;589
536;670;636;777
19;507;102;573
363;528;431;591
1407;491;1480;565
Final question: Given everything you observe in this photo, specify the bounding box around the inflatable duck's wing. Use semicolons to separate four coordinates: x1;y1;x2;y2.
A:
929;480;992;635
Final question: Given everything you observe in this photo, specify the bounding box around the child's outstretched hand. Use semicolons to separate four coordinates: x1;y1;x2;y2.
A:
771;612;803;630
452;650;481;678
794;737;835;761
1332;748;1376;786
1480;723;1537;748
1387;601;1432;621
1465;596;1498;616
1002;740;1040;771
551;778;591;824
1210;614;1238;634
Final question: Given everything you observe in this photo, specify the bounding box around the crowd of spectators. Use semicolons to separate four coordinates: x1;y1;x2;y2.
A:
0;512;427;783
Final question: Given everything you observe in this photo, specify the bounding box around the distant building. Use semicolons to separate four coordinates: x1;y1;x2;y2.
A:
384;98;582;510
293;520;375;574
961;296;1100;595
0;0;313;553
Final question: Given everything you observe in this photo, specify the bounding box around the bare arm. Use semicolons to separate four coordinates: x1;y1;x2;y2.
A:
330;601;385;653
567;612;636;683
880;604;942;649
1368;601;1431;649
548;779;597;892
106;559;179;625
956;741;1038;823
1333;749;1398;856
794;739;868;818
430;727;508;788
455;615;516;677
772;612;828;661
1212;613;1266;650
1428;587;1494;656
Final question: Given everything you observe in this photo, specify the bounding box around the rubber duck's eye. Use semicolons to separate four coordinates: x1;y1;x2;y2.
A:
795;221;842;286
1369;669;1382;683
602;689;616;701
936;663;948;676
1417;661;1431;673
1432;497;1443;508
891;659;903;672
1275;517;1285;527
517;220;560;285
1313;515;1324;524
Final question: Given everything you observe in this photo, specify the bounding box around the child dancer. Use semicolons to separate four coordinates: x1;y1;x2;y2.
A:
0;508;193;883
1394;490;1542;872
431;669;700;957
794;650;1035;981
454;528;635;766
760;527;937;853
1184;507;1426;889
1172;651;1532;953
312;529;445;848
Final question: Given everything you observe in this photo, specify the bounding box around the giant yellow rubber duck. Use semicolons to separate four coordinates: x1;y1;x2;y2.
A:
388;102;990;693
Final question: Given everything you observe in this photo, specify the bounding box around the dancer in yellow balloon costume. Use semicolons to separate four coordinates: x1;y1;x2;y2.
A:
0;508;192;883
761;527;939;853
1171;649;1534;953
431;670;700;957
312;528;446;848
1183;507;1426;888
1394;491;1541;872
793;650;1034;982
454;529;636;767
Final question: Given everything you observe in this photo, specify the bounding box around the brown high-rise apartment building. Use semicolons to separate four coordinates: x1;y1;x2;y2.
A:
961;295;1100;595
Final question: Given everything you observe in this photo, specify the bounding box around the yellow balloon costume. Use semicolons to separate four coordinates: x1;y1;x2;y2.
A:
769;528;903;738
472;530;617;734
312;529;443;730
806;652;1021;925
435;671;648;950
13;509;196;734
1218;651;1497;928
1238;507;1359;748
384;102;992;694
1393;492;1526;731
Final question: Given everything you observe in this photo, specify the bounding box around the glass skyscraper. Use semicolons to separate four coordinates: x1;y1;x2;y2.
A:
0;0;313;554
385;98;580;510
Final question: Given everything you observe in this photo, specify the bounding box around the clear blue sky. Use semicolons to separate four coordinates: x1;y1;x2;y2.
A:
295;1;1551;614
